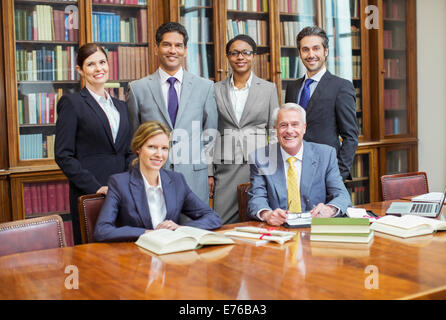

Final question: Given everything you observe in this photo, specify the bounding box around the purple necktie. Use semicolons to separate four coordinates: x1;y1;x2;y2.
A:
299;78;315;110
167;77;178;127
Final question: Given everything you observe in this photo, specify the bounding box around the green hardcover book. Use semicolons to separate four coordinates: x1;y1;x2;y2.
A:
311;218;369;225
310;231;374;243
311;218;370;234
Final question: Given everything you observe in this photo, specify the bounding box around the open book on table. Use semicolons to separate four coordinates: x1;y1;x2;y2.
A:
135;226;234;255
224;226;296;245
370;215;446;238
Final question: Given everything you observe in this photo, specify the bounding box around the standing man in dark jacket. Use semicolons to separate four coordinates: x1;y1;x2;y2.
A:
285;26;358;180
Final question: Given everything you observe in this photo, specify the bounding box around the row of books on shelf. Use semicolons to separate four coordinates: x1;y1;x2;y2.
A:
386;150;408;174
105;46;149;81
326;56;354;80
23;181;69;216
252;53;270;80
181;16;212;43
16;46;78;81
351;155;367;179
92;0;147;4
278;0;315;15
92;10;147;43
384;89;405;110
180;0;210;7
19;134;55;160
383;28;405;50
280;21;307;47
18;92;60;125
351;55;361;79
384;58;406;78
15;6;79;42
347;186;368;206
280;56;304;79
383;0;405;20
384;116;407;135
184;45;212;79
227;0;268;12
226;19;268;46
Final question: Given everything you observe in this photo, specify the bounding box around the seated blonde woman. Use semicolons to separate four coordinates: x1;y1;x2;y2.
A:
94;121;222;242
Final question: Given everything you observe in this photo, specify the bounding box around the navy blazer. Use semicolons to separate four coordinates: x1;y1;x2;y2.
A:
94;167;222;242
247;141;351;220
285;71;358;180
55;87;133;244
55;87;133;193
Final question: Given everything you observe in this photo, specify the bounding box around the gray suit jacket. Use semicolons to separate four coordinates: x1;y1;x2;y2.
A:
126;69;217;203
213;73;279;164
247;141;351;220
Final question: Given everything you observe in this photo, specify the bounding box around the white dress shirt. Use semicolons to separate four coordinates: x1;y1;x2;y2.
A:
158;67;183;111
87;88;120;142
229;72;253;123
141;171;167;229
297;66;327;104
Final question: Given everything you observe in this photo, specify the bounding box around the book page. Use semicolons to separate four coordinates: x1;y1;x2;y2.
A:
375;215;446;230
176;226;234;245
135;229;197;254
235;226;296;237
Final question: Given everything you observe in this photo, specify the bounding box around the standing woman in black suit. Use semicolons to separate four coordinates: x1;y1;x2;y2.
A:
55;43;132;245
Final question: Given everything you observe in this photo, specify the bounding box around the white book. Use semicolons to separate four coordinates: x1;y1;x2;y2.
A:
371;215;446;238
135;226;234;255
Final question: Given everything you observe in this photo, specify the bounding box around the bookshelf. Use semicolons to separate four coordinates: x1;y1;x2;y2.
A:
0;0;419;226
87;0;150;100
224;0;273;81
5;0;83;166
179;0;216;80
9;170;73;245
345;146;378;205
382;0;408;136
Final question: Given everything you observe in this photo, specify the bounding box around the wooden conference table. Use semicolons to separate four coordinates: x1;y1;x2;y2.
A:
1;201;446;300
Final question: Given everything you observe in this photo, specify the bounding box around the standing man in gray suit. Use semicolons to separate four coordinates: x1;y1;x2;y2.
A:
127;22;217;204
211;34;279;224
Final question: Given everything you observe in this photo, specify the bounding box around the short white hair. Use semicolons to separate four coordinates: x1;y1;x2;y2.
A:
272;103;306;125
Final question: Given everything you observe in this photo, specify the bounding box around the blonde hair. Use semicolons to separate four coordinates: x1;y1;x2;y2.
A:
131;121;171;167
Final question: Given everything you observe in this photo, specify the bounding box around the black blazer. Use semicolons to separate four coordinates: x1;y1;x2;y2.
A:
285;70;358;180
55;87;133;194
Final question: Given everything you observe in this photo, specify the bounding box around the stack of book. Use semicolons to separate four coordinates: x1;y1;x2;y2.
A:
310;218;373;243
224;227;296;245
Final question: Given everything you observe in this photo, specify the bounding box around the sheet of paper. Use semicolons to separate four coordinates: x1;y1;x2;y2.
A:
411;192;443;203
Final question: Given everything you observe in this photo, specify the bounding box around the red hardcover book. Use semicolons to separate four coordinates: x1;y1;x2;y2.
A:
64;182;70;211
23;184;33;216
47;182;57;212
56;182;65;212
64;221;74;247
108;50;114;80
40;183;49;213
30;184;38;215
49;93;55;123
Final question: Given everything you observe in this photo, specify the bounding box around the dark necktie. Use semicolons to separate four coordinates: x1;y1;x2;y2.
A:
167;77;178;127
298;78;315;110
